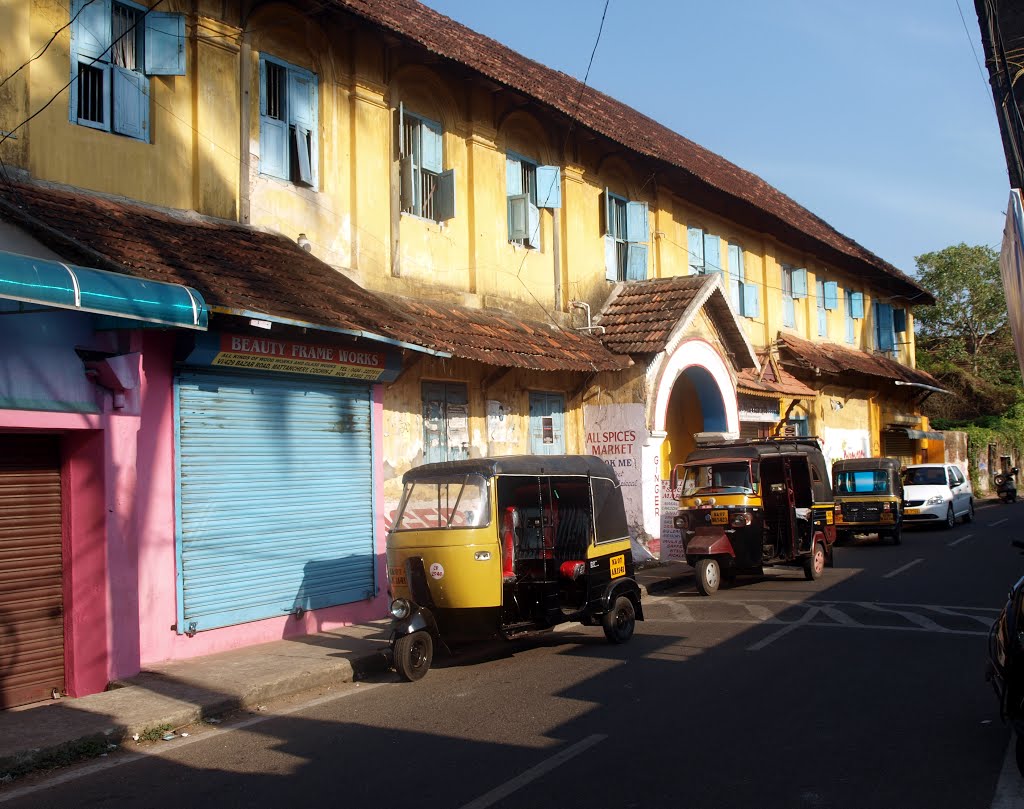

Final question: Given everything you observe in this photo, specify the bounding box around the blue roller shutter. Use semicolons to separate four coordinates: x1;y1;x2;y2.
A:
175;369;375;633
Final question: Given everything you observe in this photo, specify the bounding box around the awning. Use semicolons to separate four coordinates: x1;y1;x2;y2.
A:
884;427;943;440
0;250;207;330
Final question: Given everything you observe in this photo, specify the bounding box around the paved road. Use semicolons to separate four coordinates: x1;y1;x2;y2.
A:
4;500;1024;809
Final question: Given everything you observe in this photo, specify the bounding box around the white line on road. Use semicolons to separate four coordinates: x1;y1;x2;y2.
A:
860;601;947;632
883;558;924;579
457;734;607;809
949;533;974;547
989;738;1024;809
747;606;820;651
991;519;1010;528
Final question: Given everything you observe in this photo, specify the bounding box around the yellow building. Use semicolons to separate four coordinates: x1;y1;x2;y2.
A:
1;0;940;557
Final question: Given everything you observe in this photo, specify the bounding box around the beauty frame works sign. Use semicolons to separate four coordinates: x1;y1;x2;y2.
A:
186;333;401;382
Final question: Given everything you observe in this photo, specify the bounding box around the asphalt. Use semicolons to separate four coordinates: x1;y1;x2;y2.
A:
0;560;694;779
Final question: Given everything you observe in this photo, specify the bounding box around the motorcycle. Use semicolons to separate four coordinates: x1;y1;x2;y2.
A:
995;468;1019;503
987;539;1024;776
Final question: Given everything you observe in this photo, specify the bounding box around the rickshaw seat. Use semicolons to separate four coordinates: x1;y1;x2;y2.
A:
559;561;586;580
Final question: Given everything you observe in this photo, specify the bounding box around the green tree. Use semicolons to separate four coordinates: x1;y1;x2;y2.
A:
914;244;1021;421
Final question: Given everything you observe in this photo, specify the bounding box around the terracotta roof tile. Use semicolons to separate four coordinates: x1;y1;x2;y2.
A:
332;0;933;304
736;354;818;398
0;181;625;372
598;275;706;354
776;332;942;388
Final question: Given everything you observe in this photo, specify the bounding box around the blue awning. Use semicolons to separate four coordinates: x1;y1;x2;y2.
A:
0;250;207;329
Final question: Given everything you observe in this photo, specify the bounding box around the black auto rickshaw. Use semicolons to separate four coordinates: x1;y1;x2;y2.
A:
385;455;643;680
832;457;904;545
671;437;836;595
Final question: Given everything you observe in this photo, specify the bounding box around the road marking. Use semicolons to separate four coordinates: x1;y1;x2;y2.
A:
991;519;1010;528
883;558;924;579
860;602;946;632
747;606;820;651
457;734;607;809
0;683;386;803
989;737;1024;809
924;604;995;627
949;533;974;547
821;606;859;626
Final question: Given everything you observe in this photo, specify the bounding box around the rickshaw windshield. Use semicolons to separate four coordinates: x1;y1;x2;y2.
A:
393;474;489;530
681;461;757;496
835;470;891;495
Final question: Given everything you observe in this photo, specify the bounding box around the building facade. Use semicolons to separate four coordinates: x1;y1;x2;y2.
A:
0;0;939;702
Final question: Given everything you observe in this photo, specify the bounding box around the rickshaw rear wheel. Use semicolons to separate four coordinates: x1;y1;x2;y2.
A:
695;558;720;596
804;542;826;581
890;525;902;545
394;631;433;682
602;596;636;644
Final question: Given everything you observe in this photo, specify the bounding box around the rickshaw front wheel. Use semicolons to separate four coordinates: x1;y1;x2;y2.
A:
394;630;434;682
602;596;636;644
695;558;720;596
804;542;826;581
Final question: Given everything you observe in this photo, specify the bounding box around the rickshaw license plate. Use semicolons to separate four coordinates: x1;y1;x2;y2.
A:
711;509;729;525
389;567;407;586
609;554;626;578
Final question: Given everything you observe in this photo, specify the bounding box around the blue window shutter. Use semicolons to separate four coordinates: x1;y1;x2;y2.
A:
703;233;721;274
783;296;795;328
877;303;895;351
294;126;313;186
508;194;529;240
145;12;186;75
399;155;415;210
605;234;618;282
626;201;648;243
893;307;907;333
288;69;315;129
73;0;112;60
743;282;760;318
527;201;540;249
536;165;561;208
112;66;148;140
792;267;808;298
688;226;704;273
728;244;744;282
507;157;523;196
420;118;443;174
818;306;827;337
434;169;456;221
852;292;865;319
397;102;405;157
259;58;287;179
824;281;839;310
626;243;648;281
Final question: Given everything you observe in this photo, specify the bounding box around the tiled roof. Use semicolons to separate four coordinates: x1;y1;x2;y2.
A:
776;332;943;388
597;274;757;368
736;357;817;399
385;297;630;372
0;181;625;372
332;0;934;305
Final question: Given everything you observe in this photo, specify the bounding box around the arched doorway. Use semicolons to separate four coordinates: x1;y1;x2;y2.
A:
664;365;728;471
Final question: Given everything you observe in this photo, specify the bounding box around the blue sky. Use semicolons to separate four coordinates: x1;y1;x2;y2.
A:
421;0;1008;277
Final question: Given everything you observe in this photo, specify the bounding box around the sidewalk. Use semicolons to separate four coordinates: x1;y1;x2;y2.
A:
0;561;692;779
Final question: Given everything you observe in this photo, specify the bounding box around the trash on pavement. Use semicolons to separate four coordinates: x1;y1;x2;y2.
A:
161;733;177;741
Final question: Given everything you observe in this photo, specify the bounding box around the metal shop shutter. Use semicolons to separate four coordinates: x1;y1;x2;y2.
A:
882;433;915;466
0;435;64;708
176;370;375;633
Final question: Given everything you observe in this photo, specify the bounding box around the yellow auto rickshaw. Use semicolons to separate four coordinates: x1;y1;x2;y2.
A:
386;455;643;680
671;437;836;595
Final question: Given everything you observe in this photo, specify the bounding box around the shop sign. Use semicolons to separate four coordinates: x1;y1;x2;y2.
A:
186;333;400;382
737;395;780;423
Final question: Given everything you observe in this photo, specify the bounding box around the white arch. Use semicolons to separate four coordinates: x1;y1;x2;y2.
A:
650;338;738;436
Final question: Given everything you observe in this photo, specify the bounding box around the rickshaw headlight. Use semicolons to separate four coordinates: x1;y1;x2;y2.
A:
731;512;752;527
390;598;411;620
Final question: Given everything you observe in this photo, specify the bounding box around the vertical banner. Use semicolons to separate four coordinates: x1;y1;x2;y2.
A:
584;404;648;535
660;479;685;561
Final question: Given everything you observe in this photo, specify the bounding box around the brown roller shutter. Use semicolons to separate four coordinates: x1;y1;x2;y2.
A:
882;433;916;467
0;435;64;708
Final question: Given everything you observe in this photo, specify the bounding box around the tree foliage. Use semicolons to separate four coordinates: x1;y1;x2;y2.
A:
914;243;1022;421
